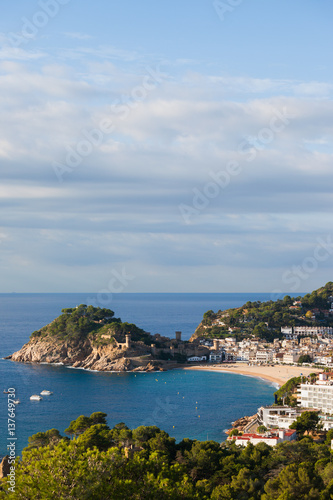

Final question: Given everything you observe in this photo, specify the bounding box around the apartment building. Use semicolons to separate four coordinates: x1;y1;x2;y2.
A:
294;326;333;336
298;380;333;414
283;352;300;364
258;406;305;429
256;350;273;364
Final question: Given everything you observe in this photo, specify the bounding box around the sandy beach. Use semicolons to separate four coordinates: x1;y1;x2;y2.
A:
185;364;322;387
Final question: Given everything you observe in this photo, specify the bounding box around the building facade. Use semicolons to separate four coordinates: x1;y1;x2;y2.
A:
298;382;333;414
227;429;296;447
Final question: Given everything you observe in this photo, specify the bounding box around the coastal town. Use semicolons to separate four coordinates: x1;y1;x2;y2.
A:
190;323;333;367
183;283;333;449
189;283;333;368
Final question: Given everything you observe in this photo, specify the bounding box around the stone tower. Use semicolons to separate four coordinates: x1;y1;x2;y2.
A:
175;331;182;341
125;334;131;349
213;339;220;351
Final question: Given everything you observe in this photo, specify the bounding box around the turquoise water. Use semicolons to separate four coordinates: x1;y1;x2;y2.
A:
0;293;278;455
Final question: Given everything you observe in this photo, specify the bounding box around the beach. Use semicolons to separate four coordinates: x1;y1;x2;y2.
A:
185;364;322;387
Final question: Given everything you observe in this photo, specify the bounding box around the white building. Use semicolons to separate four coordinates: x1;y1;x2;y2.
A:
227;429;296;447
319;416;333;431
281;326;333;339
283;352;300;364
225;337;237;344
313;355;333;366
211;319;226;326
256;350;273;364
187;356;207;362
294;326;333;336
209;352;222;362
237;349;251;362
298;381;333;414
258;406;304;429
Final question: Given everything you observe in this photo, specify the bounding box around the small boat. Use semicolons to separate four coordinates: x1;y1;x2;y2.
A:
40;390;53;396
12;399;20;404
3;390;10;394
30;395;43;401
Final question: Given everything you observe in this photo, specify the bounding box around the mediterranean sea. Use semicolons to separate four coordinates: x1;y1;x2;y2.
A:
0;293;278;456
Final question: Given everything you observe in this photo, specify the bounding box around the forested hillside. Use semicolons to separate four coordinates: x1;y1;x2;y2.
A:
2;412;333;499
193;282;333;342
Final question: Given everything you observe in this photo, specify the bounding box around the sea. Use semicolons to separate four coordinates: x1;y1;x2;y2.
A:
0;293;280;457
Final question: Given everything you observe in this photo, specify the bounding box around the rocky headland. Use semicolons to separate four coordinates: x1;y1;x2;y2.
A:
8;336;162;372
6;304;209;372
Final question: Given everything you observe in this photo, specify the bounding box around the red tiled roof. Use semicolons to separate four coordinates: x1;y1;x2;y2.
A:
229;429;296;441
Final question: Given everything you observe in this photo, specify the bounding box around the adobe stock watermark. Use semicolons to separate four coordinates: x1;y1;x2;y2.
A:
52;64;168;183
213;0;244;22
86;267;135;308
271;235;333;300
179;107;293;224
7;0;70;48
179;161;242;224
141;396;178;429
237;107;293;162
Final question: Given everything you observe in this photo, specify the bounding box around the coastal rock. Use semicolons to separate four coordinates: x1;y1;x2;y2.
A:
9;338;93;366
226;414;257;434
0;456;10;478
8;338;163;373
7;304;203;373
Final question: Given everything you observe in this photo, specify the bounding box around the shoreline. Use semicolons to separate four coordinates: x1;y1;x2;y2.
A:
184;364;322;387
3;358;323;385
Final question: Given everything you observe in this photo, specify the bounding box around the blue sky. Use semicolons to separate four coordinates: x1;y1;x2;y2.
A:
0;0;333;294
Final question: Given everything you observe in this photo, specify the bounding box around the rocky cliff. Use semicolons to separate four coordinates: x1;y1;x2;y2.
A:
7;337;163;372
6;304;172;372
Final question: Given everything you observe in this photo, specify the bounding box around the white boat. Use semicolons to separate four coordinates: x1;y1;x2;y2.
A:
13;399;20;404
30;395;43;401
40;390;53;396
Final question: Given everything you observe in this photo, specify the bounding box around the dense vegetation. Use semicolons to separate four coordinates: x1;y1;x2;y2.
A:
274;376;302;407
2;413;333;499
30;304;152;345
197;282;333;342
274;374;318;407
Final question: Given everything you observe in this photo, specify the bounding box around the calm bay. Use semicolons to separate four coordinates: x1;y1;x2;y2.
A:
0;293;277;456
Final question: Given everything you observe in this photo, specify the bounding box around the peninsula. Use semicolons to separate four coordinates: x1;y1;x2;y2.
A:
7;304;208;372
8;282;333;375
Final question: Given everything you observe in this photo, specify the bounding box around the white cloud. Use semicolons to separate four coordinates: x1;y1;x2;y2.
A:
0;45;332;291
0;185;65;199
0;45;45;61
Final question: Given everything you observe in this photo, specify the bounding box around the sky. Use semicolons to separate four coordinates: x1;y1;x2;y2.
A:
0;0;333;295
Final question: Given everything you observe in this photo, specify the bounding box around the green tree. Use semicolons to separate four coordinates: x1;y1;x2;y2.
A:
274;376;301;405
76;424;114;451
290;411;320;436
212;467;262;500
325;428;333;446
263;462;323;499
298;354;313;364
65;415;92;437
257;425;268;434
25;428;65;450
89;412;107;426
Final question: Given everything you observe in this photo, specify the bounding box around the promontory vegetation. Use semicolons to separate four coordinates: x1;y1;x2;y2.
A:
31;304;152;345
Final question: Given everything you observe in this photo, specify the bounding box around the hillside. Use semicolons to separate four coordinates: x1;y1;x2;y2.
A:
191;282;333;342
2;412;333;499
7;305;189;372
28;304;152;345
